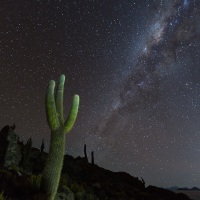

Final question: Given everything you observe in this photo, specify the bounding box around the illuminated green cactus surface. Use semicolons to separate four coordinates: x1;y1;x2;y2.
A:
41;74;79;200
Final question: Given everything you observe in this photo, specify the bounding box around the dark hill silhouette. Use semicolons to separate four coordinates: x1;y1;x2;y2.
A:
0;125;193;200
177;187;200;191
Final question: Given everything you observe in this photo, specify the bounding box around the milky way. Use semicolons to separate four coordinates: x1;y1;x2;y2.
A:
95;0;200;136
85;0;200;187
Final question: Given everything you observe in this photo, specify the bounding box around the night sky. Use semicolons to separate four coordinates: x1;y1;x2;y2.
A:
0;0;200;188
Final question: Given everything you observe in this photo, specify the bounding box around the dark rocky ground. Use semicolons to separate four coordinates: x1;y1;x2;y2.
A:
0;125;193;199
0;151;192;200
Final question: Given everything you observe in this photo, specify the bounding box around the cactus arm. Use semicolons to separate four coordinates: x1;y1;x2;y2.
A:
64;94;80;133
45;80;60;131
56;74;65;125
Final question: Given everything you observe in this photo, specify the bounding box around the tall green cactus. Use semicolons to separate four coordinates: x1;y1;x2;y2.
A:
41;74;79;200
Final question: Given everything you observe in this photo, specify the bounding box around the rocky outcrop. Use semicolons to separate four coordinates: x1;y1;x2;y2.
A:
0;125;22;168
0;125;48;174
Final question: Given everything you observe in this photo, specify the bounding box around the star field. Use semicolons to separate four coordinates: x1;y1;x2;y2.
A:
0;0;200;188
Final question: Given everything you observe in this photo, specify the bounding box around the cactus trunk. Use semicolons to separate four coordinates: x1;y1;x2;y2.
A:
41;130;65;199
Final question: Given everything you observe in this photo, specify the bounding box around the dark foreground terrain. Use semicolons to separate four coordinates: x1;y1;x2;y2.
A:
0;153;193;200
0;125;193;200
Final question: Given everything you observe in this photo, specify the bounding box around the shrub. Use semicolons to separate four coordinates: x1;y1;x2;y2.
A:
28;174;42;191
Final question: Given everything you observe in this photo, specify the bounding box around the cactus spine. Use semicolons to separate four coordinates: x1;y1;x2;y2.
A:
41;74;79;200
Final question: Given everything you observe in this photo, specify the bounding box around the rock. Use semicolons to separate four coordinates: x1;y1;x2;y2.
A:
0;125;22;168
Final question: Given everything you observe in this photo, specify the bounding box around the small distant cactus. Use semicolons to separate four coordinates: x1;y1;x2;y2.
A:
40;139;45;153
41;74;79;200
84;144;88;162
11;123;16;130
141;177;145;187
21;137;32;170
91;151;94;165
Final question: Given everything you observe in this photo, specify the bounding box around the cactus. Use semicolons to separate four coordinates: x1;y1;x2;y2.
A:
40;139;45;153
91;151;94;165
21;137;32;170
84;144;88;162
11;123;16;130
41;74;79;200
141;177;145;187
